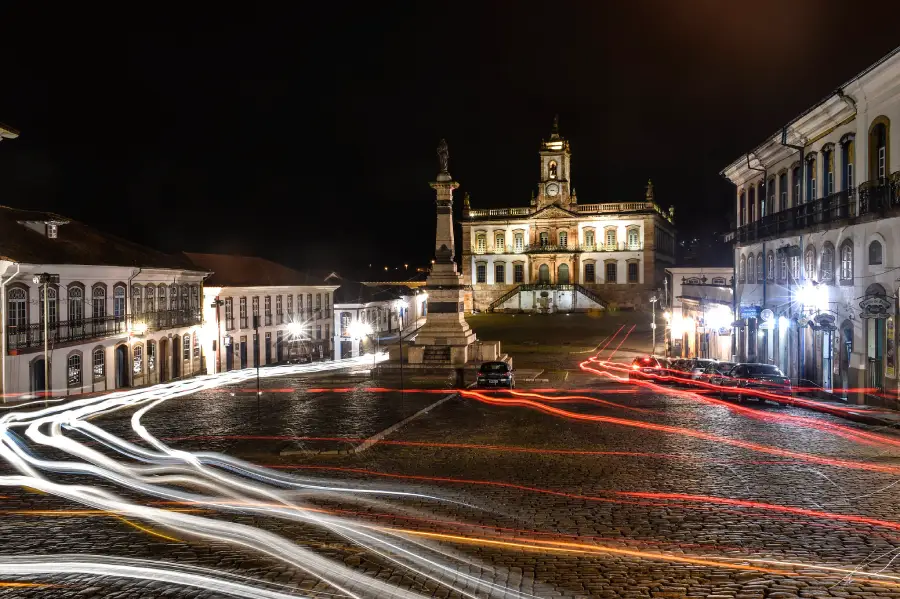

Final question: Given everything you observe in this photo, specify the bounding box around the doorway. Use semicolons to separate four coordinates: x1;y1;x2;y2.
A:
172;335;181;379
276;331;284;362
226;341;234;371
265;332;272;365
32;358;49;397
240;336;248;369
115;345;129;388
557;264;570;284
160;338;169;382
538;264;550;284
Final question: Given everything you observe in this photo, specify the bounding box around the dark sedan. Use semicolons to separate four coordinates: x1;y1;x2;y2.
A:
717;363;791;403
476;361;515;389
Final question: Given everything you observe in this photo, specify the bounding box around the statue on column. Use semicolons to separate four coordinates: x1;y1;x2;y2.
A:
437;139;450;176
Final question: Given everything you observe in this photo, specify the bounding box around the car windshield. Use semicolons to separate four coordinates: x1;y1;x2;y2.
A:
745;365;785;377
481;362;509;373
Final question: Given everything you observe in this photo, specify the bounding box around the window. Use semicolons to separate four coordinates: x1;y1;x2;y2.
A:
340;312;351;336
584;230;595;248
806;156;817;202
539;231;549;247
585;263;595;283
870;119;889;181
67;353;82;387
324;293;330;313
605;262;617;283
821;243;835;283
822;146;834;195
748;187;755;221
557;264;570;284
767;177;776;212
133;345;143;375
191;286;199;311
842;138;855;191
40;287;58;325
252;297;260;323
495;263;505;283
157;285;165;314
183;335;191;360
840;241;853;282
287;294;293;316
239;297;248;328
68;286;84;323
92;285;106;319
297;294;303;317
738;255;745;282
869;240;883;265
756;254;763;282
7;287;26;329
180;285;189;311
767;252;775;281
324;324;330;342
476;263;487;283
193;332;199;358
265;296;272;326
276;296;283;324
538;264;550;283
316;325;322;340
475;234;486;253
316;294;322;315
514;232;524;252
739;192;746;225
148;341;156;371
790;255;800;281
224;298;234;330
495;232;505;251
627;262;638;283
132;285;142;315
307;294;312;317
145;288;154;314
169;285;178;310
759;181;766;217
92;348;105;380
779;172;788;209
605;228;617;249
627;228;640;250
746;253;754;284
513;263;524;283
548;160;558;179
792;165;801;205
779;252;788;283
558;231;567;248
804;247;816;280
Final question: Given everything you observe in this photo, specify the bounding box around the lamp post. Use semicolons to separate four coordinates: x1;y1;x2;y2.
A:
33;273;59;401
650;295;658;355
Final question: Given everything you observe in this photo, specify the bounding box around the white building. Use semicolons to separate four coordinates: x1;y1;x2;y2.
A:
186;254;339;373
461;118;676;313
331;278;427;359
664;267;734;361
722;46;900;403
1;208;208;398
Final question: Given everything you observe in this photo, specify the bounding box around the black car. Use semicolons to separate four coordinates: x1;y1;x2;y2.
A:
717;363;792;403
628;355;669;381
476;361;515;388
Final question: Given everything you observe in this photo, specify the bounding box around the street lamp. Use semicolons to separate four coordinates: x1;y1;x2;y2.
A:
649;295;658;355
33;273;59;400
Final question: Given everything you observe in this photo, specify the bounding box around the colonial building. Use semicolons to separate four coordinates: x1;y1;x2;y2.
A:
186;253;339;372
722;46;900;404
664;267;734;361
461;119;676;313
0;208;208;398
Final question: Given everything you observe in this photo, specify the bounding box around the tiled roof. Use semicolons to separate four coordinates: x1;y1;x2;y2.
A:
333;278;414;305
185;253;334;287
0;206;202;270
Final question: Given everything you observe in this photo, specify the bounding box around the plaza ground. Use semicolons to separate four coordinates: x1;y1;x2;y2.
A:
4;312;900;598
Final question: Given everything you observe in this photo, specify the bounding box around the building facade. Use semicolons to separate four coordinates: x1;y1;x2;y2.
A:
187;254;339;373
461;120;676;313
1;208;207;398
722;46;900;404
664;267;734;361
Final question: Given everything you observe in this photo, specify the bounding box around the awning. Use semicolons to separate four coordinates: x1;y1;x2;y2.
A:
678;283;733;306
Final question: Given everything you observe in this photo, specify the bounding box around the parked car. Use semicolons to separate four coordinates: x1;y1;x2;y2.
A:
701;361;735;383
476;361;515;388
628;355;669;381
686;358;718;380
717;363;791;403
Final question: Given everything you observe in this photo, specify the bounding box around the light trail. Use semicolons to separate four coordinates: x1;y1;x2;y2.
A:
604;324;635;361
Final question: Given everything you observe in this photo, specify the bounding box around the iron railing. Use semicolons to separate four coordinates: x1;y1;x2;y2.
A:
487;283;608;311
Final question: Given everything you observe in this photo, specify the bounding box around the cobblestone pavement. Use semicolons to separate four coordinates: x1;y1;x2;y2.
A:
4;361;900;598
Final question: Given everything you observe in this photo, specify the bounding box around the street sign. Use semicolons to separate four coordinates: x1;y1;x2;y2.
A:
859;295;892;319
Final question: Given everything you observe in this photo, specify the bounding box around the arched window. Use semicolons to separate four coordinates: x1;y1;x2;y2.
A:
133;344;143;375
495;231;506;251
538;264;550;283
157;285;166;313
475;233;486;253
40;287;58;325
548;160;558;179
767;251;775;281
132;284;142;315
92;285;106;319
821;242;835;283
113;285;126;320
147;341;156;371
68;286;84;324
840;240;853;283
756;254;763;282
7;287;27;328
627;227;640;250
869;117;890;181
340;312;352;337
746;253;754;284
539;231;549;247
169;285;178;310
779;251;788;283
92;347;105;380
804;246;816;281
738;255;746;282
67;352;82;387
841;135;855;191
869;240;883;265
557;264;570;284
182;335;191;361
180;285;189;311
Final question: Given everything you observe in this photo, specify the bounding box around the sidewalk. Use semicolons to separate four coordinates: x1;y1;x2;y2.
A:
789;395;900;427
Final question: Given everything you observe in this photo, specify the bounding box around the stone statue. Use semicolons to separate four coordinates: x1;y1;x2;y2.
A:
437;138;450;175
463;192;471;210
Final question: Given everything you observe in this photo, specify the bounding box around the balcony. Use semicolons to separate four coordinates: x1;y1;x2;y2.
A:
472;242;643;255
6;309;202;353
733;176;900;246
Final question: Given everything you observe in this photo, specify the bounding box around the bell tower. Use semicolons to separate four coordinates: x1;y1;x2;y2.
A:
536;115;573;209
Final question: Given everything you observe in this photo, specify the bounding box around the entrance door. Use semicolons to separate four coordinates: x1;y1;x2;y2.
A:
839;323;852;398
867;318;884;391
538;264;550;284
265;332;272;365
253;334;260;367
557;264;569;284
115;345;129;388
32;358;47;397
226;341;234;371
172;335;181;379
276;331;284;362
240;338;248;369
160;338;169;382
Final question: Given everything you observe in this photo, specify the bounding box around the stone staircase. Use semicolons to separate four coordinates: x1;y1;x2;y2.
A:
423;346;451;364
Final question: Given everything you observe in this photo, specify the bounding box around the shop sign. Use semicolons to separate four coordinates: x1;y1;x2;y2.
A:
760;309;774;322
797;315;811;328
859;295;892;319
739;306;761;319
887;317;896;379
717;327;732;336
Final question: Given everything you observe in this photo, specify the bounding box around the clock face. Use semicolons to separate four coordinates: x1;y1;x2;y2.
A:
546;183;560;197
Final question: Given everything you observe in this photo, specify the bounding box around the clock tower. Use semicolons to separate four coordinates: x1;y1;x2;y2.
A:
536;115;573;209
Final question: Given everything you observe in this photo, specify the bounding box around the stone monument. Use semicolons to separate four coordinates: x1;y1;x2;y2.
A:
408;139;478;366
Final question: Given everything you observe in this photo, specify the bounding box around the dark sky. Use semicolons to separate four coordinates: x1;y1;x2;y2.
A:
0;3;897;274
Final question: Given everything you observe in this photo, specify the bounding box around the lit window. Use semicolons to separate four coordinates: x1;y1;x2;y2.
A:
805;247;816;280
539;232;549;247
92;285;106;319
585;263;595;283
67;353;82;387
738;256;745;282
605;228;617;249
265;296;272;326
183;335;191;360
790;255;800;281
746;253;754;284
627;228;640;250
495;232;505;251
133;345;143;374
193;332;199;358
841;242;853;281
559;231;567;248
148;342;156;371
514;233;524;252
475;234;486;253
767;252;775;281
756;254;763;282
93;348;105;380
68;286;84;323
584;230;595;248
821;244;834;283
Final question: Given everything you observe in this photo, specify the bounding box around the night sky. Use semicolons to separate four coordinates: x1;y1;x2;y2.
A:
0;3;897;276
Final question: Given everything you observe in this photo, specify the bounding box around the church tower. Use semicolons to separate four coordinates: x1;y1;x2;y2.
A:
536;115;573;209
